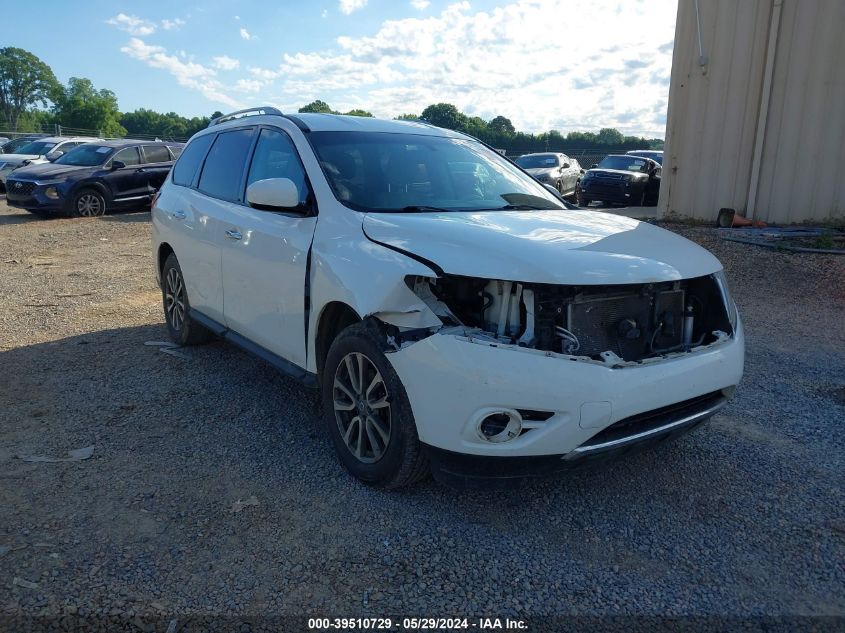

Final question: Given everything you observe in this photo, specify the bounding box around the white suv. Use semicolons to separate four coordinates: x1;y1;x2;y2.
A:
152;107;744;488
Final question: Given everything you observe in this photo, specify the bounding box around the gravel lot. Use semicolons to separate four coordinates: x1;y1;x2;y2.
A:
0;200;843;627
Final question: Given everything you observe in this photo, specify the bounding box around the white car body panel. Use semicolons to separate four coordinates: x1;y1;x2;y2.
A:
151;111;744;469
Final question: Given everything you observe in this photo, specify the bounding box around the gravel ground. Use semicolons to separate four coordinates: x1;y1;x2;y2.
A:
0;200;843;627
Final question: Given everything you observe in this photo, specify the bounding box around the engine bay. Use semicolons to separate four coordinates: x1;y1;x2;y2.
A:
406;273;734;363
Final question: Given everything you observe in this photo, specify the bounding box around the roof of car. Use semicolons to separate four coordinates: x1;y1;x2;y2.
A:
30;136;103;143
85;139;183;149
206;112;467;139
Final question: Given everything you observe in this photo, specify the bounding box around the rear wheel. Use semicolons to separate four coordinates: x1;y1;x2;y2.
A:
322;321;429;488
161;253;212;346
72;189;106;217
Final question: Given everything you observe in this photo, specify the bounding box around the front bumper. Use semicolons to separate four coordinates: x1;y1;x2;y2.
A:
386;320;744;462
5;180;69;213
580;179;640;203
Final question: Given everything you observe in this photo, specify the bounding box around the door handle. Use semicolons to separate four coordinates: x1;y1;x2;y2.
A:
171;210;186;220
225;229;243;240
137;168;146;173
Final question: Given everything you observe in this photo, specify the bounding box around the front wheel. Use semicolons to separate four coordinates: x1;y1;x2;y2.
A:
72;189;106;217
322;321;429;488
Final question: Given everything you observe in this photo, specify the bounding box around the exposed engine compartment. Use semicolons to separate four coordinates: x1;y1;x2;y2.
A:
407;274;734;363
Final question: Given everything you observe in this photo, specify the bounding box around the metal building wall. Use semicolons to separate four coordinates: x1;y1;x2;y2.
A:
659;0;845;223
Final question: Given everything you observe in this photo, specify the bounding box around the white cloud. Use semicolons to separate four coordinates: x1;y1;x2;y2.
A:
235;79;264;93
239;27;254;40
120;38;242;108
277;0;675;135
322;9;329;18
339;0;367;15
248;66;281;80
411;0;430;9
212;55;241;71
106;13;156;36
161;18;186;30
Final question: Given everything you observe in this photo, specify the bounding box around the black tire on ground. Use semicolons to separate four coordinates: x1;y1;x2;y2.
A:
577;190;591;207
322;320;429;489
71;188;107;217
161;253;213;346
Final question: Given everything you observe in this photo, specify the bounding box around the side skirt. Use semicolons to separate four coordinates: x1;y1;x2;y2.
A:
189;309;318;388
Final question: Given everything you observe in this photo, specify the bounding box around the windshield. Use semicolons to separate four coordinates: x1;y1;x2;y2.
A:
515;154;560;169
597;155;649;173
55;145;113;166
310;131;564;212
14;141;57;156
628;151;663;165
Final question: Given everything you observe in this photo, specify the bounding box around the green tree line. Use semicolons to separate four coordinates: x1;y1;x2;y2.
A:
1;47;663;151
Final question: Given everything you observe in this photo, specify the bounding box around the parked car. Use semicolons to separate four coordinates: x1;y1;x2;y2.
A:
152;107;743;488
627;149;664;165
0;137;9;146
577;154;662;207
0;134;49;155
5;140;183;217
515;152;580;197
0;136;101;189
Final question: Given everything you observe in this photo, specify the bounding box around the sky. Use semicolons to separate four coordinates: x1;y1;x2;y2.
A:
5;0;678;137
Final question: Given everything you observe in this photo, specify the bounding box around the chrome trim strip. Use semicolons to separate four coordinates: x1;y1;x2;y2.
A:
565;396;727;459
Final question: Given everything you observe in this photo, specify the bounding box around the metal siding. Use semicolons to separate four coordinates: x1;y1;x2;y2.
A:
661;0;845;223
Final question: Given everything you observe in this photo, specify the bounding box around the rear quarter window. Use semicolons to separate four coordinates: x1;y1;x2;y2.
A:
143;145;172;164
172;135;214;187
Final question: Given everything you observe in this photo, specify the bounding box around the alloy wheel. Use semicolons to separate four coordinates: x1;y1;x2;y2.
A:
333;351;392;463
164;268;186;331
77;193;103;217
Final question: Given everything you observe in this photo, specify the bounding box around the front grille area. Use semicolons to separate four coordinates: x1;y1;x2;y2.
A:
581;391;725;448
7;180;35;196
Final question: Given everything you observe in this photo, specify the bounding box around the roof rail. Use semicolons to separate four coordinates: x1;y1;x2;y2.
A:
209;106;283;127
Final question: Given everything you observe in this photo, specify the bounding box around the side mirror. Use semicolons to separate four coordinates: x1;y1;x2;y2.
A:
246;178;300;211
562;162;570;169
46;151;64;162
111;160;126;170
591;163;598;168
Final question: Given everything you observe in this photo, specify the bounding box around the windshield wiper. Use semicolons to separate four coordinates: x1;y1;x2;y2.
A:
396;205;454;213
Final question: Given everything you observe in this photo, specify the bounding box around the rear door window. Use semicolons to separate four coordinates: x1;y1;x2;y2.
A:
198;128;255;201
142;145;172;164
172;134;214;187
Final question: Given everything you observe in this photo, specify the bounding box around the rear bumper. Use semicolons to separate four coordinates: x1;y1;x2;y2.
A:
427;390;728;488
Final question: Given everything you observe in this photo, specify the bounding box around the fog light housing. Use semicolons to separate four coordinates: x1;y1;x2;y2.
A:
476;409;522;443
45;186;59;199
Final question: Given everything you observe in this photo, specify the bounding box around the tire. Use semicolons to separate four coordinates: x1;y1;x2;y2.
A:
161;253;213;346
72;188;106;217
637;189;647;206
322;320;429;488
577;189;591;207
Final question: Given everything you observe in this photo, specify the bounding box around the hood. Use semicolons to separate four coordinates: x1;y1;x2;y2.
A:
10;162;92;181
525;167;557;176
0;153;40;165
362;209;722;284
586;168;647;180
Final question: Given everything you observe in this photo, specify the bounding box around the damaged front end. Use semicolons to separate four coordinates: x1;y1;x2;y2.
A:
386;272;737;367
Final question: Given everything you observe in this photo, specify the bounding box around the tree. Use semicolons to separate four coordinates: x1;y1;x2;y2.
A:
488;115;515;136
0;47;61;132
597;127;624;146
344;109;374;117
420;103;466;131
395;113;419;121
52;77;126;137
298;100;336;114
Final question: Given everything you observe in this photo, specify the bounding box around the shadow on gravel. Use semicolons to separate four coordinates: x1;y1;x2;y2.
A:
100;210;151;223
0;210;55;226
